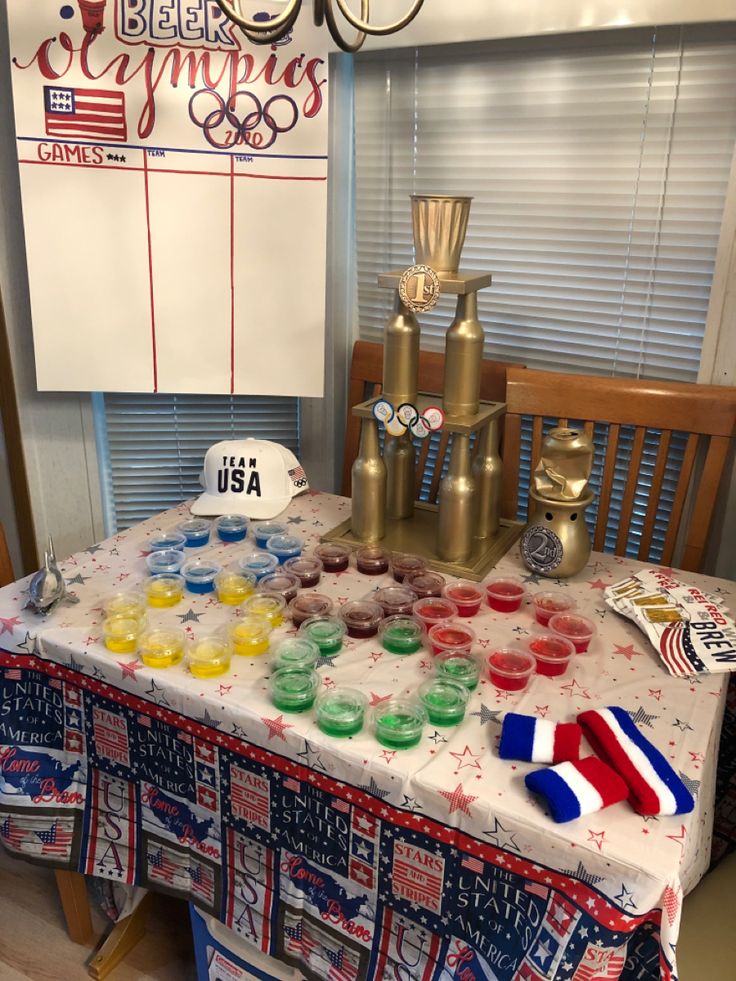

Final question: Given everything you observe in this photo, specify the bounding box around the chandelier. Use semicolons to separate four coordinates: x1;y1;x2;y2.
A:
214;0;425;52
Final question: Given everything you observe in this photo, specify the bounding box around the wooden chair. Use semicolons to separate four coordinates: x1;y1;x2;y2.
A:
342;339;520;501
502;367;736;572
0;522;95;947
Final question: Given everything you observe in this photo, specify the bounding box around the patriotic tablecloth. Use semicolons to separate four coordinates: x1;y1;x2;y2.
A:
0;491;732;981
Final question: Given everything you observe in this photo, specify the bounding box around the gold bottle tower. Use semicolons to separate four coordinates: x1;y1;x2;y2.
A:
351;419;387;542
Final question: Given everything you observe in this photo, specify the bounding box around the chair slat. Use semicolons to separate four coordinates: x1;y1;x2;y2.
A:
594;423;620;551
415;438;432;498
583;420;595;438
531;416;543;470
615;427;647;554
428;432;451;504
501;414;522;519
558;418;568;428
661;433;700;566
681;436;731;572
637;430;672;561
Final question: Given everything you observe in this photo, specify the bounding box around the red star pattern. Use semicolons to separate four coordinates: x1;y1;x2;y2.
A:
614;644;642;661
648;689;662;701
218;684;232;696
535;705;549;718
379;750;396;763
0;616;22;636
560;678;591;700
587;829;606;851
439;782;477;816
118;659;144;680
449;745;482;772
666;825;687;853
261;714;294;741
589;579;608;590
369;692;392;707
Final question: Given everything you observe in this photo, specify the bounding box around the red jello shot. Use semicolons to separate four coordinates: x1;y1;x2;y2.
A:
526;633;575;677
356;545;391;576
549;612;596;653
412;597;458;631
315;543;351;573
391;552;427;583
532;591;576;627
339;599;384;638
427;621;476;657
486;578;526;613
443;580;483;617
373;585;418;618
406;570;446;599
487;648;535;691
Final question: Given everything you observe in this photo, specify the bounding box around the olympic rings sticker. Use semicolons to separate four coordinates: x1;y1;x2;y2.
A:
410;416;431;440
422;406;445;432
384;415;408;437
188;88;299;150
372;399;394;425
396;403;419;427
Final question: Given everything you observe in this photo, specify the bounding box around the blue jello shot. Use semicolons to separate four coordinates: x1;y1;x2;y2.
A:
146;548;185;575
215;514;249;542
238;550;280;581
253;522;287;548
266;533;303;564
177;518;211;548
182;558;222;594
149;530;187;552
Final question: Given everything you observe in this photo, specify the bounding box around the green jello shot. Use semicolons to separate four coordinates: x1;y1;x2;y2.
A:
272;637;319;671
316;688;367;737
373;698;427;749
299;616;346;656
418;678;469;726
270;666;319;713
435;649;480;690
379;615;423;655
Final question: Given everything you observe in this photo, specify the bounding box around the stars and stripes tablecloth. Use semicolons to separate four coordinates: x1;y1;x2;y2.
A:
0;491;732;981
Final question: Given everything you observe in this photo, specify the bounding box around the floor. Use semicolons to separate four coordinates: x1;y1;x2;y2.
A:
0;848;196;980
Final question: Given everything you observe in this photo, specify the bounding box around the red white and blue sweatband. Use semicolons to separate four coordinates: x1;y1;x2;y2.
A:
499;713;581;764
578;706;694;816
525;757;628;823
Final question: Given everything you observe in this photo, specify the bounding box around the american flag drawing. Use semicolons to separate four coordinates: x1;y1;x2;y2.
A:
4;669;21;680
462;855;484;873
327;946;359;981
332;798;350;813
35;821;74;856
283;777;301;793
44;85;127;141
148;847;181;887
187;862;215;904
284;920;318;959
525;881;549;900
288;465;307;485
659;623;704;677
1;815;27;849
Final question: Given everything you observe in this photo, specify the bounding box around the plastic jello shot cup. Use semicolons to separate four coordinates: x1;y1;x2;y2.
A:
316;688;367;737
272;637;319;670
412;597;458;631
215;571;256;606
339;600;384;638
427;621;476;657
266;533;303;564
486;577;526;613
487;648;535;691
443;581;483;617
270;667;320;713
299;616;346;656
143;574;185;608
239;550;280;582
146;548;185;575
435;649;481;690
148;530;187;552
288;592;333;627
418;678;469;726
549;612;596;653
284;556;323;588
315;542;351;573
253;521;287;548
406;570;446;599
373;698;427;749
104;590;147;620
391;552;427;583
356;545;390;576
176;518;211;548
373;586;418;618
182;559;222;595
139;628;186;668
228;616;273;656
189;635;232;678
259;571;301;604
379;615;423;655
532;591;576;627
243;593;287;628
103;615;147;654
525;633;575;677
215;514;249;542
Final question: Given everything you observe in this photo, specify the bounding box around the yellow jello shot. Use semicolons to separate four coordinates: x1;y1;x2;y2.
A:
103;615;147;654
139;628;186;668
104;590;147;620
228;615;273;657
143;574;185;608
243;592;286;628
215;571;256;606
189;636;232;678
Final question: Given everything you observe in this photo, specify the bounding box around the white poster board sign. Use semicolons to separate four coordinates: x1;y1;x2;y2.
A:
7;0;328;396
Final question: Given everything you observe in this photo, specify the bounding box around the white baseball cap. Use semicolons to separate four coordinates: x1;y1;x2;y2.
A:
191;439;309;519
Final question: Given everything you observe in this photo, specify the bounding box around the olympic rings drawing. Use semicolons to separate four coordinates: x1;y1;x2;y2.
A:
188;88;299;150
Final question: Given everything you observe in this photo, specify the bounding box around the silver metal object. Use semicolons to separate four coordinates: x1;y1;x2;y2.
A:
25;536;79;616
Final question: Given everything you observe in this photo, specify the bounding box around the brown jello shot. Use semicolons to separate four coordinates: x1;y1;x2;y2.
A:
356;545;391;576
288;592;334;627
373;585;418;618
315;543;351;573
339;599;384;638
258;571;301;604
284;555;323;588
391;552;427;583
406;570;446;599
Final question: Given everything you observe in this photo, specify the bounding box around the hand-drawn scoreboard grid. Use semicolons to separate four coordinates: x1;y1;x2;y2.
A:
0;652;673;981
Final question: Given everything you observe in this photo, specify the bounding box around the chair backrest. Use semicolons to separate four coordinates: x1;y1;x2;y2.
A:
0;524;14;588
342;339;519;499
502;366;736;572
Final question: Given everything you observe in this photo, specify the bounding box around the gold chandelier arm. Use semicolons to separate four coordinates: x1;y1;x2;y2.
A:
324;0;367;52
213;0;301;34
332;0;424;36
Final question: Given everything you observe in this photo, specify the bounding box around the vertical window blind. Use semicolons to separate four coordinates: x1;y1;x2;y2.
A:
353;25;736;558
98;394;299;532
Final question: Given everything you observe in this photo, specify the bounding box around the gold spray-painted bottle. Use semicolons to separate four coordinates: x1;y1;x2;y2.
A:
472;419;502;539
351;419;386;541
437;434;476;561
385;430;415;520
383;293;420;408
443;292;484;418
